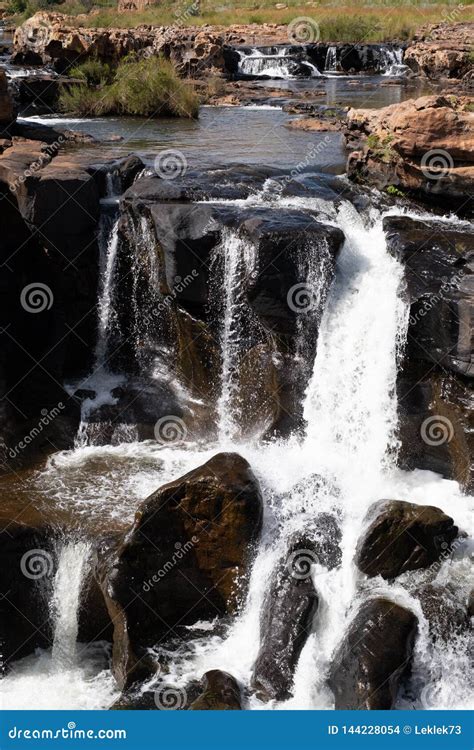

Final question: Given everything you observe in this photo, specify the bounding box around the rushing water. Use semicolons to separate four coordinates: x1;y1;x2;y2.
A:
1;186;471;710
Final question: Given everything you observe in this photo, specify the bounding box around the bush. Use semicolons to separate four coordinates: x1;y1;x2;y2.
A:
59;56;199;119
69;59;114;86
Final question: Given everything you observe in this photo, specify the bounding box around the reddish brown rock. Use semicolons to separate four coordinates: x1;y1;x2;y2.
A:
346;95;474;205
404;22;473;80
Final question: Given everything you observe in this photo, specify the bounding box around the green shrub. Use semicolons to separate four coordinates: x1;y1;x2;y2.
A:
69;59;114;86
59;55;199;119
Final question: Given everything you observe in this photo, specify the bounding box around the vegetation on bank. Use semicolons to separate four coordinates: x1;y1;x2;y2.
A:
6;0;474;42
59;56;199;118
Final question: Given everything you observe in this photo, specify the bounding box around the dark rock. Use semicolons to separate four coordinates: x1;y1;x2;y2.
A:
252;515;341;701
415;583;470;641
0;517;56;670
356;499;458;579
88;154;145;197
189;670;242;710
328;598;417;709
385;215;474;490
103;452;263;688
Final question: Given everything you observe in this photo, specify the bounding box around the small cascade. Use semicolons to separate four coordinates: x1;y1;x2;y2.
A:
379;46;407;76
50;541;91;670
214;229;258;442
236;47;322;79
324;46;338;73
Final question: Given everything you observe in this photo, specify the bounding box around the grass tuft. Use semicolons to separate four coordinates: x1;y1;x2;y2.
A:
59;55;200;118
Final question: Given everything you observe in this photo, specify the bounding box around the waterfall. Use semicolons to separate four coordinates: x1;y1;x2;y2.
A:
236;47;322;79
215;229;257;442
50;541;91;670
94;214;120;372
324;47;337;72
380;46;406;76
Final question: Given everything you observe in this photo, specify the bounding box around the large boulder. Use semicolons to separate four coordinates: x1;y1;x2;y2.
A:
415;583;470;642
356;500;458;579
189;670;242;710
252;516;341;701
328;598;417;709
103;452;263;688
347;95;474;208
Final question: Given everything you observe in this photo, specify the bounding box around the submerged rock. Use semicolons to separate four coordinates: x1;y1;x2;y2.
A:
356;500;458;579
189;670;242;710
328;598;417;709
252;515;341;701
103;452;263;688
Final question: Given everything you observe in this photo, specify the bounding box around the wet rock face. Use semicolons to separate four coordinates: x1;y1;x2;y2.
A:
356;500;458;579
252;515;341;701
0;70;15;127
103;452;263;688
118;178;344;440
385;215;473;489
0;519;56;671
328;598;417;709
189;670;242;710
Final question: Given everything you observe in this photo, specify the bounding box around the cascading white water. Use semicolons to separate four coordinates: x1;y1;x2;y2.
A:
4;185;471;710
94;216;120;370
216;229;249;442
0;540;118;709
324;47;338;72
237;48;322;78
50;541;91;669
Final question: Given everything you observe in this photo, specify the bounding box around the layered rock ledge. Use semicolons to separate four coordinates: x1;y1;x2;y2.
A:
346;94;474;210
